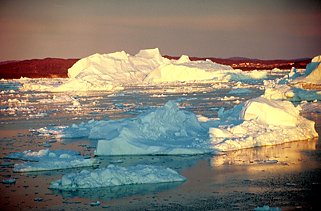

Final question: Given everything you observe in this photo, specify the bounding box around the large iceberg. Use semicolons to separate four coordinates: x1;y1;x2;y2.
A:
20;48;269;92
49;164;186;190
210;97;318;151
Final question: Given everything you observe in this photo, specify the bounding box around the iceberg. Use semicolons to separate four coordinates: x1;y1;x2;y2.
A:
293;55;321;84
276;55;321;85
37;101;211;155
95;100;211;155
210;97;318;151
19;48;270;92
49;164;186;190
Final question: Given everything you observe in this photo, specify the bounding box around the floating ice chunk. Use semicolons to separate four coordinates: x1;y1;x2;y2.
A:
13;157;97;172
293;55;321;84
263;83;321;101
277;55;321;85
241;97;299;127
2;178;16;184
13;158;97;173
95;101;211;155
211;97;318;151
90;201;101;207
6;149;97;172
49;164;186;190
254;205;281;211
228;88;252;95
5;149;79;161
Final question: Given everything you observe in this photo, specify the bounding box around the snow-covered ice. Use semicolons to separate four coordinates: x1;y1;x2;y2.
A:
49;164;186;190
292;55;321;84
18;48;270;92
210;97;318;151
37;98;318;155
13;157;97;172
93;101;211;155
262;55;321;101
5;149;80;161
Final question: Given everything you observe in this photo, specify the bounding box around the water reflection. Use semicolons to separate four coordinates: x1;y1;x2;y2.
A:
211;138;318;171
51;181;184;201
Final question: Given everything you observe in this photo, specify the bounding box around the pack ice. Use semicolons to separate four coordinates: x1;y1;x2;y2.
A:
20;48;267;92
263;55;321;101
38;99;318;155
49;164;186;190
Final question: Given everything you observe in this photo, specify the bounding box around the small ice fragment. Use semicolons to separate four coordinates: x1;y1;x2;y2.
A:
254;205;281;211
41;142;51;147
109;160;123;164
90;201;100;206
34;197;43;202
2;178;16;184
285;182;297;186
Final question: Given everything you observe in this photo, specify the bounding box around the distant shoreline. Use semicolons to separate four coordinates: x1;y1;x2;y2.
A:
0;56;310;79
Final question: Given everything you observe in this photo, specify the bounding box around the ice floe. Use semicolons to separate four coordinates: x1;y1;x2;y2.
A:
5;149;97;172
49;164;185;190
5;149;80;161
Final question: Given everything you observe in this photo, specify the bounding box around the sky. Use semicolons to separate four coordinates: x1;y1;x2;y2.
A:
0;0;321;60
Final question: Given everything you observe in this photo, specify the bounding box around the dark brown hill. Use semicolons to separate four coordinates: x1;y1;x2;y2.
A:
164;56;311;71
0;56;311;79
0;58;78;79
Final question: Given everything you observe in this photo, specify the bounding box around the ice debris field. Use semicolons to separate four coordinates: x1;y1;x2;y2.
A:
1;49;320;192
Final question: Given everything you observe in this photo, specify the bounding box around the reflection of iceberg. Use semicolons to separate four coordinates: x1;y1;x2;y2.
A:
211;138;318;167
51;181;183;201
